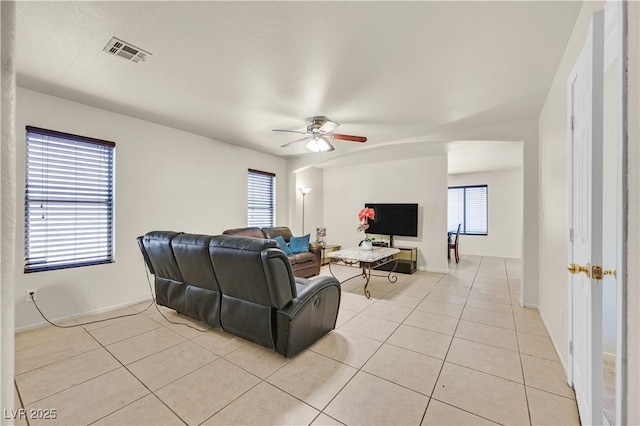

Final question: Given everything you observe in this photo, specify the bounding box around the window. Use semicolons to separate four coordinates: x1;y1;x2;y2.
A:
448;185;488;235
247;169;275;227
24;127;115;272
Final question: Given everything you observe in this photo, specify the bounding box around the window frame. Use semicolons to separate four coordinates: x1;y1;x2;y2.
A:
24;126;116;273
247;168;276;228
447;184;489;236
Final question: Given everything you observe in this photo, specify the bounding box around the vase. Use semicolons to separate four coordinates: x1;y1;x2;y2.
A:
360;240;373;251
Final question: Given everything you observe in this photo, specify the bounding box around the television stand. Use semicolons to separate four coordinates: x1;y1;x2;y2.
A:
375;245;417;274
371;235;394;247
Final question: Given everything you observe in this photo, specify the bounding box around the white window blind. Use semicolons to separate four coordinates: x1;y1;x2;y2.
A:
247;169;275;227
448;185;488;235
25;127;115;272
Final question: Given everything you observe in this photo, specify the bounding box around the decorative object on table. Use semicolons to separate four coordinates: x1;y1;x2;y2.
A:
357;207;376;250
316;227;326;247
298;187;311;234
360;239;374;251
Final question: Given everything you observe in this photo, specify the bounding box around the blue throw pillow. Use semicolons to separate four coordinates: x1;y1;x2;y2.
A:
289;234;310;254
273;236;293;255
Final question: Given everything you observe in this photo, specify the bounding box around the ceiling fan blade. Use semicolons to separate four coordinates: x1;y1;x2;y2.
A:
280;136;311;148
318;120;340;134
273;129;307;135
330;133;367;143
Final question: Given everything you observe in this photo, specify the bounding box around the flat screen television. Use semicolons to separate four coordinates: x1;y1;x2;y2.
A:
364;203;419;238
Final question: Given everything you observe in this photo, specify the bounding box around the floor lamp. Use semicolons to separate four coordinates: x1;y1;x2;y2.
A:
298;187;311;234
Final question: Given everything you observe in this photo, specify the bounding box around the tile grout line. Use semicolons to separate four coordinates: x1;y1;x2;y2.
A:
188;261;514;425
17;258;577;426
505;257;533;426
83;326;190;426
195;342;321;424
427;396;507;425
313;282;422;416
198;271;415;424
13;379;30;426
420;255;483;425
302;269;448;422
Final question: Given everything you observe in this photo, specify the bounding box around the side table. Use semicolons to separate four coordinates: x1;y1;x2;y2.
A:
321;244;341;266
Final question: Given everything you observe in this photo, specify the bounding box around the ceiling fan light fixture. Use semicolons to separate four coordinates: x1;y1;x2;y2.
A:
306;137;331;152
275;117;363;152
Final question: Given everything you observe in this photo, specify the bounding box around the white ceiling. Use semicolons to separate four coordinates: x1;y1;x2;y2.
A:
15;1;580;172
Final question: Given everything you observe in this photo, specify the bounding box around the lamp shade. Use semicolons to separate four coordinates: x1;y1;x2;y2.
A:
306;136;332;152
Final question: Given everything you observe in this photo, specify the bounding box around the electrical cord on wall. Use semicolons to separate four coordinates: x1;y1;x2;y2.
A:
29;263;210;333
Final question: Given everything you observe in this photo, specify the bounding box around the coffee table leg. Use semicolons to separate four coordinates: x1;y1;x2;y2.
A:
386;259;399;284
328;260;338;280
362;265;372;299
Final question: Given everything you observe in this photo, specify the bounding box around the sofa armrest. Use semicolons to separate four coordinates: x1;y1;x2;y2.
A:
280;276;340;319
308;241;322;254
276;275;341;356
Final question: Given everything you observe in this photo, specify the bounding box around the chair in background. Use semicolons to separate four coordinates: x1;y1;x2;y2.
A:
448;223;461;263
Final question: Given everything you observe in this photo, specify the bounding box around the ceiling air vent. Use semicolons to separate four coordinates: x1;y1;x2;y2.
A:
103;37;151;63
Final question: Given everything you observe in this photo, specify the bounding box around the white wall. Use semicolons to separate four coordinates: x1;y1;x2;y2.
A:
291;119;540;307
448;169;522;258
323;156;448;273
537;0;605;373
14;88;288;330
1;1;17;418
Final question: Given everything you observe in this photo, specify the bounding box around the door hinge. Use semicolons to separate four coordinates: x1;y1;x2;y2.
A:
569;228;574;242
571;116;575;131
570;340;573;355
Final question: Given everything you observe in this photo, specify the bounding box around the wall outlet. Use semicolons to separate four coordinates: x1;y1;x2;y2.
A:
26;289;37;302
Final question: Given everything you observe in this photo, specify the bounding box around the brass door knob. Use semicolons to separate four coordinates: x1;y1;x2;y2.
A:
568;262;591;278
591;264;617;279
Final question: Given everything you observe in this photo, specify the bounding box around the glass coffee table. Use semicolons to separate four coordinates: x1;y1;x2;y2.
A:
326;247;400;299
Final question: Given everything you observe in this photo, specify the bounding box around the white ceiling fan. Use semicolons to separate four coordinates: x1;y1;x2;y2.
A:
273;116;367;152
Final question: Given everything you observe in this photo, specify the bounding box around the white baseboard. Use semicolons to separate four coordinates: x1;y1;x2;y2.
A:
458;252;522;260
16;296;154;332
539;309;570;378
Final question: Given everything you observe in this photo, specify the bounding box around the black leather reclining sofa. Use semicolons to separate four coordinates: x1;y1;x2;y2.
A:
137;231;341;357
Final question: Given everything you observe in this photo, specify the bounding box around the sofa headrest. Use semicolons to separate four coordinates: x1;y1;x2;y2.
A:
211;235;277;252
172;233;214;247
140;231;184;282
222;227;265;239
144;231;183;241
209;235;294;309
262;226;293;241
171;233;219;292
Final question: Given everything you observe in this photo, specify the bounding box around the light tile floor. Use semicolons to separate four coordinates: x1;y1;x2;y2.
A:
14;256;581;425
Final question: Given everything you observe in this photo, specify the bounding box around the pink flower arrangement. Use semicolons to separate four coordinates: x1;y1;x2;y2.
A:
357;207;375;232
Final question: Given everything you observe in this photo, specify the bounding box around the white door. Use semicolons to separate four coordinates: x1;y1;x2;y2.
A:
567;9;604;426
